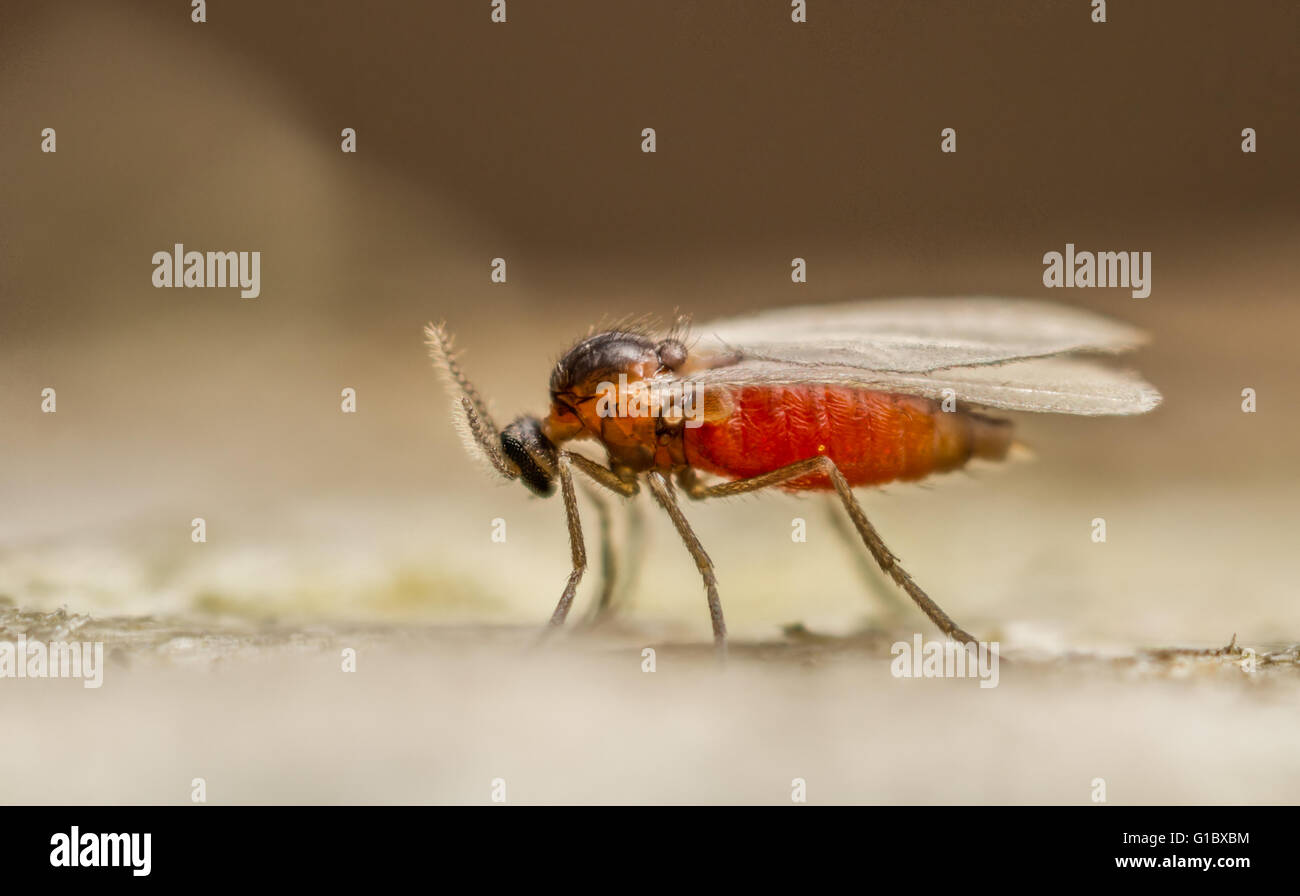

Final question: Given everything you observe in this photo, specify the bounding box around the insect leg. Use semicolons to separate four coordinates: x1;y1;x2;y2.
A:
820;460;979;646
612;496;647;610
566;451;640;498
582;490;651;625
545;452;587;629
822;494;912;619
677;459;825;498
561;452;646;625
646;471;727;650
578;481;618;620
679;459;978;645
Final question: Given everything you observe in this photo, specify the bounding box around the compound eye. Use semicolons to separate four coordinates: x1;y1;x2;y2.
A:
500;419;557;497
519;464;554;497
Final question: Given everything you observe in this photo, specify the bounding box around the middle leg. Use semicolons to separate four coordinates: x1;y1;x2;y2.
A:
546;452;587;629
646;471;727;650
578;481;618;620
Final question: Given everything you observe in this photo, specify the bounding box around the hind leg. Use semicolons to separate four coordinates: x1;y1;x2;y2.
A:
679;460;978;645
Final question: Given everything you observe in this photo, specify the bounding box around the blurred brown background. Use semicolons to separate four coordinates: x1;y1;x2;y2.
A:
0;1;1298;804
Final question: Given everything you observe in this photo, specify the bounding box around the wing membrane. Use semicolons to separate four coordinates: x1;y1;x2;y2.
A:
681;357;1161;416
690;298;1148;374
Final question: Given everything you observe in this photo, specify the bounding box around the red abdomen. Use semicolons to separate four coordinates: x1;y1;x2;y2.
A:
683;384;1010;489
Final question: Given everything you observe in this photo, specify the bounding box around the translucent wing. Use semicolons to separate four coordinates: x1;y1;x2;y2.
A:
689;297;1148;374
678;298;1160;415
681;357;1160;416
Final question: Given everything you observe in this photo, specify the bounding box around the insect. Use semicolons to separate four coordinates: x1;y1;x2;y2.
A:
427;298;1160;650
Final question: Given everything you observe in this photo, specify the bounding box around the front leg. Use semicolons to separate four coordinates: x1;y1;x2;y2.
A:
547;451;640;633
546;452;587;628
